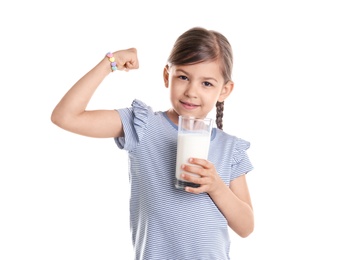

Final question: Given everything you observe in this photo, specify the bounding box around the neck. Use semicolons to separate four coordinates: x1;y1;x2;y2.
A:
165;108;179;125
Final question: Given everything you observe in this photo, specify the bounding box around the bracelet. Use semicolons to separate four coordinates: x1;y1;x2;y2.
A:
106;52;118;72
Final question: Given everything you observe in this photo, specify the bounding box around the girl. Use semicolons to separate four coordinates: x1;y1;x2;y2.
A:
51;27;254;259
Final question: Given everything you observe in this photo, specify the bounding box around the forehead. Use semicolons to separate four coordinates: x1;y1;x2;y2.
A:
170;61;223;80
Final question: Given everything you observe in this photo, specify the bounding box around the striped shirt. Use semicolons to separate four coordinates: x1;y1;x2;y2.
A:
114;99;253;260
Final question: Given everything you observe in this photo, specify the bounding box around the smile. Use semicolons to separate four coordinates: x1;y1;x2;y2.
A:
180;101;199;110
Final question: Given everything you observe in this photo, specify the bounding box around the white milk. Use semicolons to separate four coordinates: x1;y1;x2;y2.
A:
175;133;211;180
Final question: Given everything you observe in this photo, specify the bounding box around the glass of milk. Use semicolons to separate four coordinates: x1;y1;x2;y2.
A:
175;116;213;190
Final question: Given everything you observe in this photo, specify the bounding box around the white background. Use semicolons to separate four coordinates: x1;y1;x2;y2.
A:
1;0;356;259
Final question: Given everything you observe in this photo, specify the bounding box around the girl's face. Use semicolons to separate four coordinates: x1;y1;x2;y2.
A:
164;60;233;125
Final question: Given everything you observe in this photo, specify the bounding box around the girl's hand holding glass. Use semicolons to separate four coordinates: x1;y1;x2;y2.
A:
180;157;226;194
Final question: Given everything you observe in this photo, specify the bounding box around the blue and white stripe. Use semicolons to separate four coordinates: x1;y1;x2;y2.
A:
114;99;253;260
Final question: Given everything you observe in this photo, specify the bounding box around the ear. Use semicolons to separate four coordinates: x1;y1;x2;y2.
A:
163;65;169;88
218;81;234;102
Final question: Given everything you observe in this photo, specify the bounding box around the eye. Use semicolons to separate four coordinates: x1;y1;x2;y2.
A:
178;75;189;81
203;81;213;87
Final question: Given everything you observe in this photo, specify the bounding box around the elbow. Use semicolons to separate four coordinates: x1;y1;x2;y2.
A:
50;111;57;125
230;217;254;238
51;108;70;129
236;223;254;238
51;109;62;127
239;225;254;238
238;207;255;238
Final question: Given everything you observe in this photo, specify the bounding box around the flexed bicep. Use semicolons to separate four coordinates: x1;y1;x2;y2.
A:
51;48;138;138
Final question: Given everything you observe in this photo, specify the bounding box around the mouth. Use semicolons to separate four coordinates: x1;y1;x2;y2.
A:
180;100;199;110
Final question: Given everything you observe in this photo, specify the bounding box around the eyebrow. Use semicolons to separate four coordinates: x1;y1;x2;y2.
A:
175;68;218;83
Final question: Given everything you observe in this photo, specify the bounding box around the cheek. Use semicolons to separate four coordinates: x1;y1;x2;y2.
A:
208;101;217;112
169;86;180;101
208;91;221;103
169;80;186;95
204;93;221;111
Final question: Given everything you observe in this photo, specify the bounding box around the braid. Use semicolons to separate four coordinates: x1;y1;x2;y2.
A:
215;101;224;130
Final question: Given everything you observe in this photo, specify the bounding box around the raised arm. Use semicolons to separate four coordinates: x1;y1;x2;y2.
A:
51;48;139;138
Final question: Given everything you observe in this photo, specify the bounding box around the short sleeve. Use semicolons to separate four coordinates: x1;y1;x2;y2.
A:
114;99;149;151
231;138;254;180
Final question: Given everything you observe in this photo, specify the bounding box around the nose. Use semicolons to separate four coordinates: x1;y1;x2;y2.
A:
184;82;198;98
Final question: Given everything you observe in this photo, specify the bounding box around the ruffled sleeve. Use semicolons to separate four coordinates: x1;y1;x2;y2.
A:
230;138;254;180
114;99;149;151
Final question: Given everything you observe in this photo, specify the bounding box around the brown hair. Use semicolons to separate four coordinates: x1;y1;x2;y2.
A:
167;27;233;130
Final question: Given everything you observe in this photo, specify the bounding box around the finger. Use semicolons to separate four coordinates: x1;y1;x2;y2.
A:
181;164;206;177
180;173;203;184
189;158;212;169
125;60;139;70
185;185;206;194
115;59;128;71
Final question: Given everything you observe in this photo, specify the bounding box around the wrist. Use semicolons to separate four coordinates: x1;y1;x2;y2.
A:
208;179;229;198
106;52;118;72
